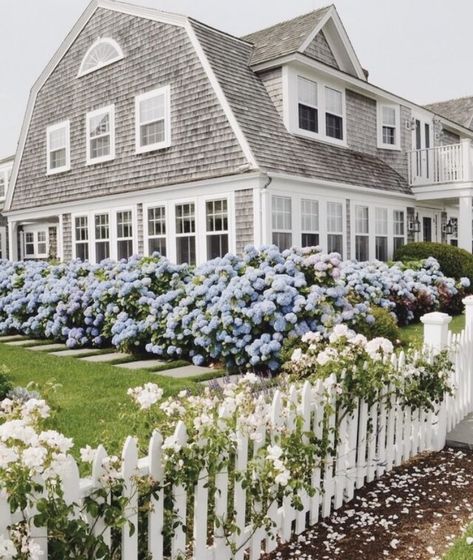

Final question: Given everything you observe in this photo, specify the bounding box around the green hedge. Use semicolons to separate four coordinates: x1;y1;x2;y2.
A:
394;242;473;285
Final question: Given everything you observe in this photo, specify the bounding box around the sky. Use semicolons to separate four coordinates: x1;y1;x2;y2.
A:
1;0;472;158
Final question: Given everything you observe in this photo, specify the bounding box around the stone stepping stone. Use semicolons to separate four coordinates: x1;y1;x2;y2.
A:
29;343;67;352
50;348;103;357
115;359;166;370
155;365;216;379
5;339;39;347
0;335;28;342
81;352;130;363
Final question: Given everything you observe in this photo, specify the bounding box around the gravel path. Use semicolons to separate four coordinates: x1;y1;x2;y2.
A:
264;448;473;560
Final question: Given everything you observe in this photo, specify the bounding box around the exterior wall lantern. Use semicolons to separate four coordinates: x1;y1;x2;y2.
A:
409;213;421;234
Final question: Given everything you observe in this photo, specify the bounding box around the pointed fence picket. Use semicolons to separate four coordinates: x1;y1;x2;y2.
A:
2;304;473;560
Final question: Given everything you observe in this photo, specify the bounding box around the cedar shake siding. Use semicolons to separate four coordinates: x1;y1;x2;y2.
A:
303;30;339;69
259;68;284;119
62;214;72;261
10;8;248;212
235;188;254;253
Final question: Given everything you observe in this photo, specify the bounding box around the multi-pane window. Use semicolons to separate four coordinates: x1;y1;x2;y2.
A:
272;196;292;251
87;106;114;164
24;232;35;257
301;199;319;247
78;38;124;77
298;77;318;133
95;214;110;262
135;86;170;153
47;121;70;173
355;206;369;261
327;201;343;256
74;216;89;261
206;199;229;259
379;105;399;147
375;207;388;261
393;210;405;253
147;206;167;256
37;231;47;257
175;203;196;265
116;211;134;260
325;87;343;140
0;174;5;199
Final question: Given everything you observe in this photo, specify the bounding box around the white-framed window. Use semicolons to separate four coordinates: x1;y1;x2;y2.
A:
375;207;388;261
272;196;292;251
355;205;369;261
325;87;343;140
298;77;318;134
23;229;48;259
135;86;171;153
147;206;167;256
86;105;115;165
377;103;400;149
46;121;70;174
175;203;196;265
393;210;405;253
94;213;110;262
301;199;319;247
0;172;5;199
78;38;124;77
74;216;89;261
206;199;229;259
327;201;343;256
116;210;134;260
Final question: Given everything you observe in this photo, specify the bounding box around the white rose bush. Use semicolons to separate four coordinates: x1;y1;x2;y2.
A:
0;246;468;373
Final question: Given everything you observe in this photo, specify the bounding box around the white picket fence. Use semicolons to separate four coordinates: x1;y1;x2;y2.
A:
3;297;473;559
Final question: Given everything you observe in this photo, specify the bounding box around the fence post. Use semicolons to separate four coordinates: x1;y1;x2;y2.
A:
420;312;452;451
463;295;473;333
420;312;451;352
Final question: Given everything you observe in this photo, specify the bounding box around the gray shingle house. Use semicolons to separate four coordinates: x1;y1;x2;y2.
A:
5;0;473;263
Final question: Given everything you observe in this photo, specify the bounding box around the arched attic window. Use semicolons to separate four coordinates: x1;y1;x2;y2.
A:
78;38;124;77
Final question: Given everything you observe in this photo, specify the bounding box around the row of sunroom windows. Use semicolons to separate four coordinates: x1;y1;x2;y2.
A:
271;196;406;261
72;199;229;264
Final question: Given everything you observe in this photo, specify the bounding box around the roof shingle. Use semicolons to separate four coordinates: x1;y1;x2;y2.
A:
425;96;473;130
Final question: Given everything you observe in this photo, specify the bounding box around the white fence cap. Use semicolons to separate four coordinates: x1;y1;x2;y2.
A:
420;312;452;325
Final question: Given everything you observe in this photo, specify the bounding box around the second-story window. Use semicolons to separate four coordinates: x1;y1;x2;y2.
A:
0;174;5;199
47;121;70;174
378;104;400;149
86;106;115;165
135;86;171;154
325;87;343;140
298;77;318;133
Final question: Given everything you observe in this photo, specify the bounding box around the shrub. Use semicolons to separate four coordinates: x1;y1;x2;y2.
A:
394;242;473;286
354;306;401;344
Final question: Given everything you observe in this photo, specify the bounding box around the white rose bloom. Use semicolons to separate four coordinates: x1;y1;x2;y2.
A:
267;445;283;460
275;469;290;487
0;535;17;559
38;431;73;454
0;444;18;467
80;445;97;464
366;337;394;360
22;399;50;420
0;420;37;446
22;446;47;471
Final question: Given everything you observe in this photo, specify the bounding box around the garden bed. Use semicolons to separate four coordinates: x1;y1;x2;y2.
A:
264;448;473;560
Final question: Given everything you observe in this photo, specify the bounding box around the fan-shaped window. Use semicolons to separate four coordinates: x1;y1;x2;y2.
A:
78;38;124;77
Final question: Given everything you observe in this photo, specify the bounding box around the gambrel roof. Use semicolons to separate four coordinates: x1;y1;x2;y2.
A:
7;0;417;210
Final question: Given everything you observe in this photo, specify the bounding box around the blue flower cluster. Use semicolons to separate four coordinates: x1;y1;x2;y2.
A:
341;257;470;324
0;248;467;371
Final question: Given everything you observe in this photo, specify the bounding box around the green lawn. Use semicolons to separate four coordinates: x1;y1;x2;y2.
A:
443;524;473;559
399;313;465;348
0;344;216;453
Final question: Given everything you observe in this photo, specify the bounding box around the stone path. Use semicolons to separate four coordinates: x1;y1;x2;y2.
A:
0;334;227;382
447;412;473;449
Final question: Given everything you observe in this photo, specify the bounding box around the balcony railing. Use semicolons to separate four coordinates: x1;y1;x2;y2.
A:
408;140;473;187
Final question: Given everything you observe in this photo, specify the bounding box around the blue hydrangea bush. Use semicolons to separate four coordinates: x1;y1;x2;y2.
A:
0;247;468;371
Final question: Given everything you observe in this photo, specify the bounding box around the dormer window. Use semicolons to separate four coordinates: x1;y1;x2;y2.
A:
377;103;400;150
325;87;343;140
298;77;318;133
46;121;70;175
78;38;124;77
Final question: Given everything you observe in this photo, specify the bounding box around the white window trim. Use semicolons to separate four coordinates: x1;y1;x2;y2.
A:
22;225;50;259
143;202;169;257
284;66;347;147
205;196;231;260
86;105;115;165
377;102;401;151
78;38;124;78
135;85;171;154
0;167;8;202
46;120;70;175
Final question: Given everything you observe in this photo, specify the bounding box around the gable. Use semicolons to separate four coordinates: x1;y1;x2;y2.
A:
8;6;255;212
303;30;339;69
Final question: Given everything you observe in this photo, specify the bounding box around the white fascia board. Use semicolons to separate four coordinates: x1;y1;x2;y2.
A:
412;183;473;201
5;171;265;221
252;53;473;140
299;6;366;82
266;171;415;201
